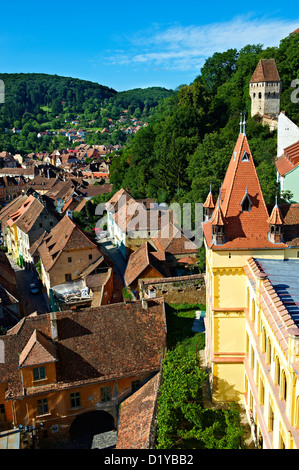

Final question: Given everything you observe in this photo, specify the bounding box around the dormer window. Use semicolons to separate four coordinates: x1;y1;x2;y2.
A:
241;190;252;212
241;151;249;162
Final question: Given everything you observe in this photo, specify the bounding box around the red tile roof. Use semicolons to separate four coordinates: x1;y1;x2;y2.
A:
1;299;166;399
267;204;284;225
203;191;215;209
38;215;97;272
203;133;287;250
249;59;281;83
152;221;198;255
116;372;161;449
124;241;169;286
275;140;299;176
19;329;57;367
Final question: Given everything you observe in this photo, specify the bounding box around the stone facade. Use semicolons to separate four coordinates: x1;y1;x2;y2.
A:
139;274;206;304
250;81;282;117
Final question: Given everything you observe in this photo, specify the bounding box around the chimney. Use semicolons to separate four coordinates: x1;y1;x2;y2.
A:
50;312;58;341
142;298;148;309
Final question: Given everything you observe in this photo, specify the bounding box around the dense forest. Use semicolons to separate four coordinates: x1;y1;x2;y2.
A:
0;73;173;154
109;32;299;206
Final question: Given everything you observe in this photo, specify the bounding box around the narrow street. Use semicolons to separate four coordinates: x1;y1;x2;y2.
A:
98;239;127;303
6;254;49;317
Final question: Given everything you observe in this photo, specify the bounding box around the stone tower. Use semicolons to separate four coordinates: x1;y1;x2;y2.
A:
249;59;282;118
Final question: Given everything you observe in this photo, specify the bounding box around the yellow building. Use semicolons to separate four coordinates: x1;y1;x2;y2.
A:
202;130;299;449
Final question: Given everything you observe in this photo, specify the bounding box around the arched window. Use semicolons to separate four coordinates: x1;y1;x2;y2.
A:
262;327;267;353
281;370;287;401
260;378;265;405
250;345;255;369
266;337;272;365
268;403;274;432
251;298;255;322
275;356;281;386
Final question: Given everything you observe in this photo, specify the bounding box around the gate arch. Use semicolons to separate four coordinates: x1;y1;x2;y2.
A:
69;410;115;439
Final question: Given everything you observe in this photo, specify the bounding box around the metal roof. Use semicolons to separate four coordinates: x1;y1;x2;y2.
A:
255;258;299;325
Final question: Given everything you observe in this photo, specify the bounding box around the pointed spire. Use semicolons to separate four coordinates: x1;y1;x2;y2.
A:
239;113;243;135
242;112;246;136
203;183;215;222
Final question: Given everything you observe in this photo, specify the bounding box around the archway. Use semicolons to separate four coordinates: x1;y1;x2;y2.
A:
69;410;115;441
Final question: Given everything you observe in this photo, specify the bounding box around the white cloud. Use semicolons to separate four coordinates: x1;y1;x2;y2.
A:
103;15;299;72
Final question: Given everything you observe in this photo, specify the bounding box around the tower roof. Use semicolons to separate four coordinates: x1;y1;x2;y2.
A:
267;203;284;225
203;190;215;209
203;133;287;250
249;59;281;83
210;201;225;226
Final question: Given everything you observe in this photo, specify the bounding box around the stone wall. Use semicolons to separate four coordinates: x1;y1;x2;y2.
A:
139;274;206;305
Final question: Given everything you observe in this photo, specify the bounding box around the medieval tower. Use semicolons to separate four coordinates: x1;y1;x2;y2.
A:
249;59;282;123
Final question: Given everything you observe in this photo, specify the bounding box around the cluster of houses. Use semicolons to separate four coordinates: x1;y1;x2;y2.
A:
0;148;202;448
0;56;299;449
35;112;148;144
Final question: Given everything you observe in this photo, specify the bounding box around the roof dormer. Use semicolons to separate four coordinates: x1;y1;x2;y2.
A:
240;188;252;212
267;200;284;244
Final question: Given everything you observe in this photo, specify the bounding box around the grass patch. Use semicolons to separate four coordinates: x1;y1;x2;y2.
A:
165;302;206;350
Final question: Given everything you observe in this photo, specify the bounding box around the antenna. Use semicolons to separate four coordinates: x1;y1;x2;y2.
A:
239;113;243;134
242;112;246;136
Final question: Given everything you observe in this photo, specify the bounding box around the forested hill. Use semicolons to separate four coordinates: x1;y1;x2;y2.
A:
0;73;173;128
0;73;174;153
0;73;117;122
109;32;299;206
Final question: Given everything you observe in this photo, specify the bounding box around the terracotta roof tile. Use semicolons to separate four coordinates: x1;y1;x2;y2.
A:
19;329;57;367
124;242;170;286
203;133;286;250
1;299;166;399
116;372;161;449
249;59;281;83
38;215;97;272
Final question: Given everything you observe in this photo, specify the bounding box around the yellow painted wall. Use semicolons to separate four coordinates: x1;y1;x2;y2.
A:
214;315;245;354
217;271;246;308
213;363;245;403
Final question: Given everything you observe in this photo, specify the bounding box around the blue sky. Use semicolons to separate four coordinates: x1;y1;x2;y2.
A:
1;1;298;91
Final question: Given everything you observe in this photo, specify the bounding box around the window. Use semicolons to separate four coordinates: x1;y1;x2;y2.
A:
275;356;281;386
68;257;72;263
281;370;287;401
70;392;81;409
65;273;72;282
0;404;6;423
89;254;93;260
266;337;272;365
39;223;43;228
33;366;46;381
268;404;274;432
37;398;49;416
132;380;141;393
241;194;252;212
101;386;111;402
